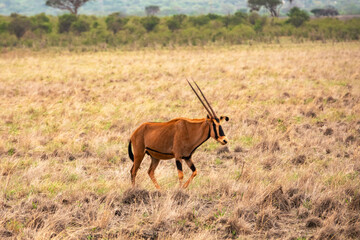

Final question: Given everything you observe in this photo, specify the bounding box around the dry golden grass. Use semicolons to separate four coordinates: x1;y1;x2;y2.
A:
0;42;360;239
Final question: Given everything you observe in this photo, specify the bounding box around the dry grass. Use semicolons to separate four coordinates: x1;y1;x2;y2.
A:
0;42;360;239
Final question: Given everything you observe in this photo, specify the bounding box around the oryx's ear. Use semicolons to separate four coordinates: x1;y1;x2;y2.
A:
207;114;211;119
220;116;229;122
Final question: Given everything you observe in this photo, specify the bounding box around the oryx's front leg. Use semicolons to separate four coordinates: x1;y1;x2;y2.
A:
182;158;197;188
175;159;184;187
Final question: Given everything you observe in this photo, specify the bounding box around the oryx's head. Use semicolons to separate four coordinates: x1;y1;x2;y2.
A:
187;79;229;145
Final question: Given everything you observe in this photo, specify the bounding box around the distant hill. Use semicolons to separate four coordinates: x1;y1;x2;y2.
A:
0;0;359;16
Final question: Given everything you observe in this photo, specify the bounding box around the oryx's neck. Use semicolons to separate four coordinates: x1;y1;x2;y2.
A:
190;120;210;145
183;120;210;159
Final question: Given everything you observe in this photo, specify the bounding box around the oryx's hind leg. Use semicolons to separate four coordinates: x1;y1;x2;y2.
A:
130;150;145;187
182;158;197;189
175;159;184;187
148;156;161;189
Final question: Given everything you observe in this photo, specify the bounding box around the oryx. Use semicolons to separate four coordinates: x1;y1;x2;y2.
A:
128;80;229;188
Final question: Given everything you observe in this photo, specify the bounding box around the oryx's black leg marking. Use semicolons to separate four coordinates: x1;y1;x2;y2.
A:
183;159;197;188
176;160;183;171
176;159;184;186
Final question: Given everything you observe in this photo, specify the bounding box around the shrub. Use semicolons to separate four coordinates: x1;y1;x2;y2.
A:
31;13;52;34
140;16;160;32
189;15;210;27
0;20;8;34
71;18;90;34
166;14;186;32
58;14;77;33
8;14;31;39
106;12;128;34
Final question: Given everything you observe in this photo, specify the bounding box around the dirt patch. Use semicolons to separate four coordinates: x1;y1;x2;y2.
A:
261;158;276;170
261;186;290;211
234;146;243;153
255;210;278;231
236;207;256;223
344;223;360;239
0;231;13;238
244;119;258;126
291;155;306;165
345;135;356;145
316;226;338;240
290;193;305;208
283;92;290;98
348;194;360;211
217;146;230;155
306;111;317;118
313;197;339;218
286;188;299;198
68;154;76;161
140;229;158;240
258;141;280;152
225;218;252;237
171;190;189;205
297;207;309;219
305;217;322;228
324;128;333;136
326;96;337;103
122;188;150;204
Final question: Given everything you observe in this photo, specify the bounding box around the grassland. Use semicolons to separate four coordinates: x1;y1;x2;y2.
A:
0;42;360;239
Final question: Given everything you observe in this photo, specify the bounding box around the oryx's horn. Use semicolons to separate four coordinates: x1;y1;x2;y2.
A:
186;78;213;118
192;79;218;119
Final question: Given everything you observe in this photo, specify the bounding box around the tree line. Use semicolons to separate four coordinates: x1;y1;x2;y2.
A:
0;9;359;49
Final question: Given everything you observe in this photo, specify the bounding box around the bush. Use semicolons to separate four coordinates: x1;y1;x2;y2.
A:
166;14;186;32
8;14;31;39
71;18;90;34
106;12;128;34
31;13;52;34
0;20;8;34
58;14;77;33
189;15;210;27
140;16;160;32
287;7;310;27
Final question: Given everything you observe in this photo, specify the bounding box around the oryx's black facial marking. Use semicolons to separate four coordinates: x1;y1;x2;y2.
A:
219;125;225;137
190;164;196;172
215;117;220;123
212;123;218;139
176;160;182;171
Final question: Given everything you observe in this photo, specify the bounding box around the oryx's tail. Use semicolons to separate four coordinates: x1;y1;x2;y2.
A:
128;141;134;162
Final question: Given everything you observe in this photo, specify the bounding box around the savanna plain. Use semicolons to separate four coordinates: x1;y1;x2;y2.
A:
0;42;360;239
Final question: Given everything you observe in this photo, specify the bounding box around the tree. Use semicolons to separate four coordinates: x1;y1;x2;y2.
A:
145;5;160;16
248;0;283;17
45;0;92;15
311;6;339;17
247;0;297;17
287;7;309;27
8;14;31;39
140;16;160;32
